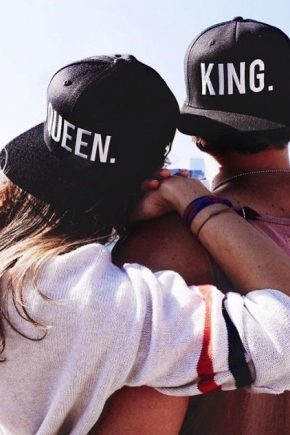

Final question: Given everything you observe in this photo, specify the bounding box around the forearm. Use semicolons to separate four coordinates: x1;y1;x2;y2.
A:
191;204;290;294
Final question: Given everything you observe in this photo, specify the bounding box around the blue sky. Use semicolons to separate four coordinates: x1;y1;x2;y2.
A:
1;0;290;168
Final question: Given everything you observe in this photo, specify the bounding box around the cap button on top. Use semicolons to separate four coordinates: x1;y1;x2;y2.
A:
114;54;136;64
232;16;244;22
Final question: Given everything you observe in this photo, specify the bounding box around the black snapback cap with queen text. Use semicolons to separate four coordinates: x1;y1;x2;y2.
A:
1;55;179;211
179;17;290;134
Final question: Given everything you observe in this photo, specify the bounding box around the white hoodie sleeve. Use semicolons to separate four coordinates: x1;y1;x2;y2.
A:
38;244;290;399
106;260;290;395
224;289;290;394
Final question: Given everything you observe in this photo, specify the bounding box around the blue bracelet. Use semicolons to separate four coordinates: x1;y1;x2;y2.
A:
183;195;233;228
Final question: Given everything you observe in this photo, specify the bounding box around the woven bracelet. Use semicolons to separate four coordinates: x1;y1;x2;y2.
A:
183;195;233;228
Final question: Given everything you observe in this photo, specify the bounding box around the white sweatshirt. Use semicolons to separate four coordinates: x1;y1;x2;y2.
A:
0;243;290;435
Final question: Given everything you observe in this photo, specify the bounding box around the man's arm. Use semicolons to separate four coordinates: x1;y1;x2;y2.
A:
94;386;190;435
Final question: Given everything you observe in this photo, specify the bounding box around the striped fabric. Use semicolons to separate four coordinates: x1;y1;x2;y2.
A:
1;244;290;433
196;285;252;394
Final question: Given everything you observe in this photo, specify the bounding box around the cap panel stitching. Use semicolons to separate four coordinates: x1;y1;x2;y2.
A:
47;57;114;91
235;20;239;42
185;20;238;103
69;63;118;113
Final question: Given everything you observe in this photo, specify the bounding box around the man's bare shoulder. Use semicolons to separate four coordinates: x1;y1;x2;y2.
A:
112;213;215;285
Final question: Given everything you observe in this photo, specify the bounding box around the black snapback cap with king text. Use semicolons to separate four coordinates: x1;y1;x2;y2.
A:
0;55;179;211
179;17;290;134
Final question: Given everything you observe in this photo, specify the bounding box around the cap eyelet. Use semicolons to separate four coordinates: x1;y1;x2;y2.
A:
209;40;215;46
64;80;72;87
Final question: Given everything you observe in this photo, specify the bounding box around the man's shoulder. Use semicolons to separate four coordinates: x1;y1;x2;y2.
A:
113;213;216;285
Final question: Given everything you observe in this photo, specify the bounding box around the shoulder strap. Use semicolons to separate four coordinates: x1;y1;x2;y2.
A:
235;206;260;220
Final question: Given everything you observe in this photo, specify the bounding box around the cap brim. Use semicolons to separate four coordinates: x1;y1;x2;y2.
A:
179;104;288;135
1;123;62;204
0;123;84;210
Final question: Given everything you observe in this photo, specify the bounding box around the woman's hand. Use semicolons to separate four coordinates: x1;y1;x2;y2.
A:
133;175;211;222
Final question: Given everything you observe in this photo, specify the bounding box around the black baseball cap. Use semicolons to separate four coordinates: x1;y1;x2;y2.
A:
1;55;179;210
179;17;290;134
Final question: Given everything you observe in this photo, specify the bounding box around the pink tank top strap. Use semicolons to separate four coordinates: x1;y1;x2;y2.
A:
210;206;290;292
237;206;290;255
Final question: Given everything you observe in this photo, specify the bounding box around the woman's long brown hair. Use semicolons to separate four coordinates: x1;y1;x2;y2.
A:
0;135;169;360
0;177;117;361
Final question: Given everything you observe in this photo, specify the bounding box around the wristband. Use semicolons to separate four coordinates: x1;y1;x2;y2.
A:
183;195;233;228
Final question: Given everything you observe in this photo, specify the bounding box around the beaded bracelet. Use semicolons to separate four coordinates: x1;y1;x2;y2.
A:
183;195;233;228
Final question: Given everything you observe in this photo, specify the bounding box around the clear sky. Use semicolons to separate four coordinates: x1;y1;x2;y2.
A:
1;0;290;169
